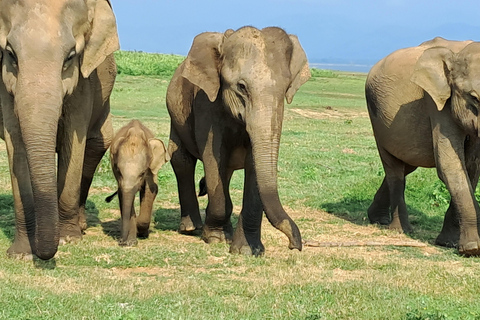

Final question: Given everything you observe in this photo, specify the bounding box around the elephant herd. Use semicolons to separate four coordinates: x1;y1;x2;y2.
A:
0;0;479;260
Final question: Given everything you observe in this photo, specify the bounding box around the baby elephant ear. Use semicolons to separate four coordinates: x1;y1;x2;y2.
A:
149;139;169;175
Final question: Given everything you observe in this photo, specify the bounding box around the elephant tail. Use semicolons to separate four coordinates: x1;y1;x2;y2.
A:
198;177;207;197
105;190;118;203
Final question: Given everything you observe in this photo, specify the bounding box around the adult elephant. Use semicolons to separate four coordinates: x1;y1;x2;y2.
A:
366;37;480;256
167;26;310;255
0;0;119;260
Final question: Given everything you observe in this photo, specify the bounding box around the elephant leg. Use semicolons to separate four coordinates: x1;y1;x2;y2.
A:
367;177;390;225
368;164;416;227
3;117;36;258
169;132;203;233
202;164;234;244
57;138;86;243
433;127;480;256
57;101;92;244
436;137;480;248
137;173;158;238
377;148;413;233
230;150;264;256
78;113;113;232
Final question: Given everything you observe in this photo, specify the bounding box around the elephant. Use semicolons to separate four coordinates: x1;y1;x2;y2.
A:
166;26;311;255
106;120;169;246
365;37;480;256
0;0;119;260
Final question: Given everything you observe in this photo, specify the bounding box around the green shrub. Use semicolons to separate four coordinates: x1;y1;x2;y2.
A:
114;51;185;77
310;68;338;78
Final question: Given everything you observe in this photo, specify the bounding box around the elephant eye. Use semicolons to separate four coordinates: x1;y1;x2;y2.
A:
470;92;480;104
5;44;17;68
237;81;248;95
63;48;76;70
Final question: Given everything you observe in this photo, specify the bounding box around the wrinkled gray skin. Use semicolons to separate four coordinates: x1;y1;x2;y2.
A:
0;0;119;260
108;120;169;246
366;37;480;256
167;26;311;255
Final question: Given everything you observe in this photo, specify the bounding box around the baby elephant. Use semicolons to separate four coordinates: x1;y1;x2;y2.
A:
107;120;169;246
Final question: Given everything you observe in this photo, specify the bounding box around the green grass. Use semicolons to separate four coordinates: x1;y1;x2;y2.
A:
0;51;479;320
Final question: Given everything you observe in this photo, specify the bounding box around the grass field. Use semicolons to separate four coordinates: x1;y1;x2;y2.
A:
1;51;480;320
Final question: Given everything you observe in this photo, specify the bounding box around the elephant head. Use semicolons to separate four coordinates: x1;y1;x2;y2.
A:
411;42;480;137
181;27;310;249
109;120;169;246
0;0;119;259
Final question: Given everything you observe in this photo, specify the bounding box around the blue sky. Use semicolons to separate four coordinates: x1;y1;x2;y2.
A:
112;1;480;70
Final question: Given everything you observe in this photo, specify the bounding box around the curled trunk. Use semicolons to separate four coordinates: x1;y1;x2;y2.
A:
246;100;302;250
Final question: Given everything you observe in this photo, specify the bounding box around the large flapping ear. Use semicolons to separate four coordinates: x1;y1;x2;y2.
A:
411;47;454;111
81;0;120;78
285;35;311;104
181;32;224;102
149;139;169;175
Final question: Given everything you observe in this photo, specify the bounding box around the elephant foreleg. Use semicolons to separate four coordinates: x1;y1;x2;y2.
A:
57;132;87;244
433;124;480;256
169;132;203;233
4;121;37;258
202;164;234;244
230;151;264;256
436;136;480;248
78;112;113;232
137;173;158;238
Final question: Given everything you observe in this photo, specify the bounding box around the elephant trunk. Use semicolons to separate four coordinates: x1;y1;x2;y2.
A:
246;99;302;251
15;71;63;260
118;187;137;244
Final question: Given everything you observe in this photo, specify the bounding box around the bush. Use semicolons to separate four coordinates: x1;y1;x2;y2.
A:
114;51;185;77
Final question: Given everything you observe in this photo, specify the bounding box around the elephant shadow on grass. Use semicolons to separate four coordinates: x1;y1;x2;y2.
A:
321;197;445;244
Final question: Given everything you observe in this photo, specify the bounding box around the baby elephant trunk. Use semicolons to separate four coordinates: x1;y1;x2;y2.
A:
118;188;138;246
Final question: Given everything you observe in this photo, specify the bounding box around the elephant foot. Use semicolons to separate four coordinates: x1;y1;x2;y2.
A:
119;238;138;247
230;235;265;256
137;228;149;239
435;232;459;248
367;205;390;226
59;235;82;246
78;208;88;233
59;223;83;245
7;252;37;261
178;216;203;234
458;241;480;256
202;224;233;244
7;240;34;259
458;231;480;256
388;216;413;234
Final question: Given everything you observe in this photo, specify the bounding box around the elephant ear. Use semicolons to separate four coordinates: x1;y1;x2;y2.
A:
81;0;119;78
149;139;169;175
411;47;454;111
285;35;311;104
181;32;224;102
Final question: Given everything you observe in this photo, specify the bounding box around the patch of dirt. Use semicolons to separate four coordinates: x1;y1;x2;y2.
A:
290;107;368;120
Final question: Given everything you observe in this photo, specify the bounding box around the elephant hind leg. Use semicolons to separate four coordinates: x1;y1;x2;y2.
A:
368;164;417;228
367;177;391;225
376;148;414;233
